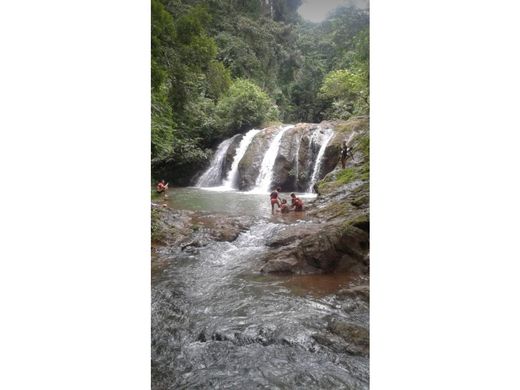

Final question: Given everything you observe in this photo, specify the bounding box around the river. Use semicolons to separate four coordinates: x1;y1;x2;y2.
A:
152;187;369;389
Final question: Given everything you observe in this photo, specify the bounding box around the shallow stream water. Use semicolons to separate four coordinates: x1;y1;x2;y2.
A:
152;188;369;389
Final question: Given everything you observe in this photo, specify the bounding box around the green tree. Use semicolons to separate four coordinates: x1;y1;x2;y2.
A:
216;79;279;136
206;60;232;99
319;67;368;119
151;86;174;160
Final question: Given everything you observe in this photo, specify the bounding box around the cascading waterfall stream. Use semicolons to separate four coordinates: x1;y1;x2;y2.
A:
194;123;340;193
196;136;236;187
221;128;261;190
308;128;334;192
252;125;294;193
294;136;301;189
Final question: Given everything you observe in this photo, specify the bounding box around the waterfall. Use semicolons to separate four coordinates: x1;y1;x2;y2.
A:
308;128;334;192
196;137;235;187
253;125;294;193
221;128;261;190
345;130;357;147
294;136;301;190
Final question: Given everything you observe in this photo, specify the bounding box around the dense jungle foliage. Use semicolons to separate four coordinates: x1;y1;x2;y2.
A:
151;0;369;183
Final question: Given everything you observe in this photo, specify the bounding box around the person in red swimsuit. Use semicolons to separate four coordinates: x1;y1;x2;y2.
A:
156;179;168;193
270;187;282;213
290;193;304;211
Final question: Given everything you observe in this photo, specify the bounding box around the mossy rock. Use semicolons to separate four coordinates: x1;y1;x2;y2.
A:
333;116;369;134
342;213;369;234
316;130;369;196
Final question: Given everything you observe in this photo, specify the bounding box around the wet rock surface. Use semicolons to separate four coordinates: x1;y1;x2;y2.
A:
221;133;243;179
271;123;319;191
151;204;256;277
237;126;277;190
152;206;256;247
260;119;369;276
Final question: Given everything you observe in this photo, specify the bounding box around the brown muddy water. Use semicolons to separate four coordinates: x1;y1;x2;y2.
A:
152;187;369;389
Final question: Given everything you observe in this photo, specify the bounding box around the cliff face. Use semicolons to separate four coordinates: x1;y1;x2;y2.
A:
237;126;278;190
259;122;369;275
270;123;319;191
193;117;368;192
221;134;244;180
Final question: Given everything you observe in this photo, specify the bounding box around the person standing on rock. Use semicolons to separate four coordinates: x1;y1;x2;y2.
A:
270;187;282;213
340;141;352;169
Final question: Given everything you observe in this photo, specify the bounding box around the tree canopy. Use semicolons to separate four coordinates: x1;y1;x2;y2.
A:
151;0;369;183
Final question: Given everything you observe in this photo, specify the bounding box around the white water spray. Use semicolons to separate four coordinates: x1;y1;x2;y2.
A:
308;128;334;192
252;125;294;193
294;136;301;189
221;129;261;190
196;136;235;187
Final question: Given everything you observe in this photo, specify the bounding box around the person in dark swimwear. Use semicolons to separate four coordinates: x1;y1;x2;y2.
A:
270;187;282;213
290;193;304;211
340;141;352;169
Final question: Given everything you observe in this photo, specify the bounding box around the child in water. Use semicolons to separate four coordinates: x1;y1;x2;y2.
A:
279;199;290;214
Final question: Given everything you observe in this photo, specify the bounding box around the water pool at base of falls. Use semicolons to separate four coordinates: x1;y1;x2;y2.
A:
157;186;317;217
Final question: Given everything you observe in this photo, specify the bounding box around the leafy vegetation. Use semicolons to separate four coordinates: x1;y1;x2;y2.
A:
216;79;279;137
151;0;369;183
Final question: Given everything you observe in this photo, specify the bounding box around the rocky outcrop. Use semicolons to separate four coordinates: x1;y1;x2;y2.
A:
237;126;278;190
319;116;369;181
268;123;336;192
221;134;243;180
260;120;370;275
152;205;255;247
192;116;369;192
151;204;257;279
227;116;365;192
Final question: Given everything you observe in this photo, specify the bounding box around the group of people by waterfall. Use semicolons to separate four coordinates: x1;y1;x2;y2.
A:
270;187;304;214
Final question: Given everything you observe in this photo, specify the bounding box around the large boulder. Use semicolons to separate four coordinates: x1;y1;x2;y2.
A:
237;126;278;190
320;116;369;179
260;217;369;274
221;133;243;179
151;205;255;249
270;123;318;191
